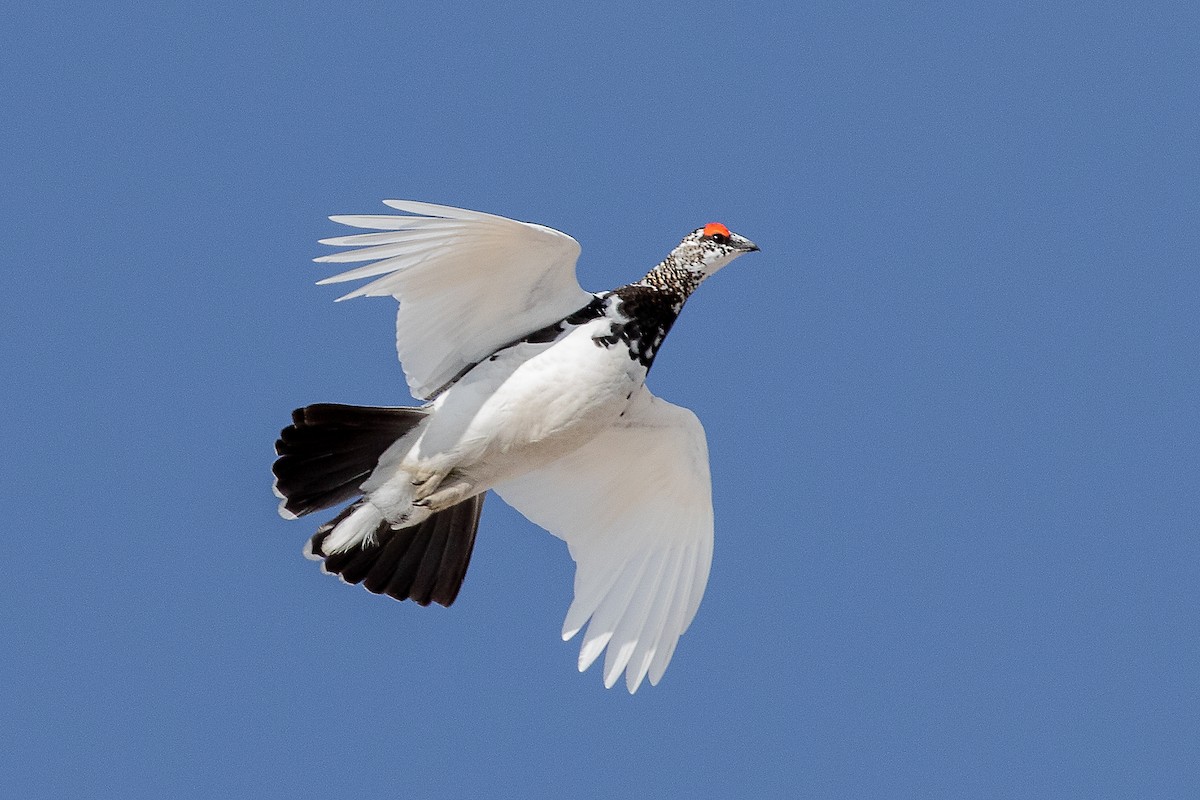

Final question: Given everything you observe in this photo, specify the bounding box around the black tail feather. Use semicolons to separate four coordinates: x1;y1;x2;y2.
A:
429;498;486;604
310;494;485;608
273;403;426;518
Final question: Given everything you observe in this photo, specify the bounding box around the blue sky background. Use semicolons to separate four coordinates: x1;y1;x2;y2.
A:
3;2;1198;797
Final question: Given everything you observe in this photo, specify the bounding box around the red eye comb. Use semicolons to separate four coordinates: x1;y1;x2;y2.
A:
703;222;731;239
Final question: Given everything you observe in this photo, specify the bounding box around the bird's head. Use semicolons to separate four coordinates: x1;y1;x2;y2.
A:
646;222;759;296
693;221;759;271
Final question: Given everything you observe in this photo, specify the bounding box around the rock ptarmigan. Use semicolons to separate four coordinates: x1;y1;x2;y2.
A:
273;200;759;692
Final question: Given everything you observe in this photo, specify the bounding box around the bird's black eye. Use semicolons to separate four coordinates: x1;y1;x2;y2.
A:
711;232;729;245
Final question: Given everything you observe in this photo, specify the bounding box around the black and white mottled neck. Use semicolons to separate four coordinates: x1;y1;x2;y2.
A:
594;231;749;371
637;247;708;299
600;284;684;371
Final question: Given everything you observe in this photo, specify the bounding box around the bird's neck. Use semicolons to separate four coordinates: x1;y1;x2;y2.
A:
606;282;688;372
639;254;705;299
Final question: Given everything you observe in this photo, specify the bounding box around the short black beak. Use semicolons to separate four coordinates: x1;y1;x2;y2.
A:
730;232;759;252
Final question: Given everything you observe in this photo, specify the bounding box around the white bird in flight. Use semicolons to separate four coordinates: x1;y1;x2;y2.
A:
273;200;759;692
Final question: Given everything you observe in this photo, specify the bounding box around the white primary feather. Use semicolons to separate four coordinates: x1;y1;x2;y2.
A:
316;200;593;400
493;387;714;693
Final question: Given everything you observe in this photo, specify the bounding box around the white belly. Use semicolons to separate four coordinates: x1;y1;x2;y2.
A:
365;319;644;518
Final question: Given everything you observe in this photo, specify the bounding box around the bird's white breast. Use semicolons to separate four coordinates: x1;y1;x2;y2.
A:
406;316;645;489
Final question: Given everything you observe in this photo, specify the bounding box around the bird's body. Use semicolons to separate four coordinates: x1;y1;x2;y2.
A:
357;297;642;534
273;201;757;692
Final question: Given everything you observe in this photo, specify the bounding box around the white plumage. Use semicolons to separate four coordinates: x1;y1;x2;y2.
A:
316;201;592;400
494;388;713;692
274;200;758;692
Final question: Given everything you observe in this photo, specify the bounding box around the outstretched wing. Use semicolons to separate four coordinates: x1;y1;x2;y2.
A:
492;387;714;693
315;200;594;400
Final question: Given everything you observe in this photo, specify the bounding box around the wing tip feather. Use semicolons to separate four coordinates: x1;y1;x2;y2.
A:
578;629;612;673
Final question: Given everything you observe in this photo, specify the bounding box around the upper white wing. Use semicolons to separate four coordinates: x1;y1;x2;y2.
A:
315;200;594;400
492;387;714;693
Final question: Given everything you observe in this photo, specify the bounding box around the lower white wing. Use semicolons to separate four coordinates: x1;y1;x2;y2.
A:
493;387;714;693
315;200;594;400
